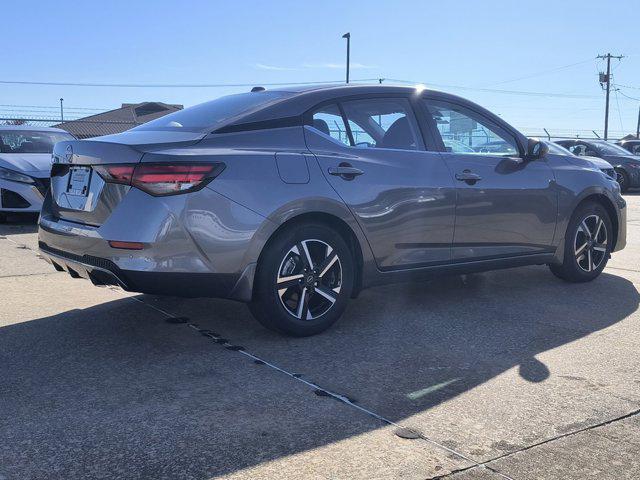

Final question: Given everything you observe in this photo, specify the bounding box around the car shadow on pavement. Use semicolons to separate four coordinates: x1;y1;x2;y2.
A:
0;213;38;236
0;267;638;478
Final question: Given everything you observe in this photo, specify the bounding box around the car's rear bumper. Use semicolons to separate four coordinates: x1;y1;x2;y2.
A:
37;185;271;301
38;241;254;300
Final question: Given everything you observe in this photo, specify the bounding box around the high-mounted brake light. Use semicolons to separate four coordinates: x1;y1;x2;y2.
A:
94;163;225;196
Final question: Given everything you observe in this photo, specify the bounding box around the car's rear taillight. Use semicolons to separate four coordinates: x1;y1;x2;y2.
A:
94;163;225;196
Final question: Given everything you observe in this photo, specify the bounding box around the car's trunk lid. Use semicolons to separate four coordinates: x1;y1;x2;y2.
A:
50;131;205;226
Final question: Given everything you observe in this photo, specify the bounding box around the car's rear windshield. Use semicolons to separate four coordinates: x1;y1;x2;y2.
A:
132;91;292;133
0;130;75;154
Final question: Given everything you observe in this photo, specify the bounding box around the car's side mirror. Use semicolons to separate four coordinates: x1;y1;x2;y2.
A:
526;138;548;160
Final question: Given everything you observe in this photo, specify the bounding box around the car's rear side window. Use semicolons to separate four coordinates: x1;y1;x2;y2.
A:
311;104;351;146
341;98;422;151
309;97;424;152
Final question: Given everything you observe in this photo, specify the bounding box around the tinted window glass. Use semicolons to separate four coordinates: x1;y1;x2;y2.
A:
133;91;291;133
594;141;633;156
545;142;573;155
311;104;351;146
424;100;519;156
341;98;422;151
0;130;74;154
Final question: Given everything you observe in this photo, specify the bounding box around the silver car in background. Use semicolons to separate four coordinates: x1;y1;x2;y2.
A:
38;85;626;336
0;126;74;222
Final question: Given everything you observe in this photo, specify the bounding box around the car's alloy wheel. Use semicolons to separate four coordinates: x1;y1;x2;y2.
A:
276;239;342;321
573;214;607;273
616;169;629;193
249;223;354;336
549;201;611;283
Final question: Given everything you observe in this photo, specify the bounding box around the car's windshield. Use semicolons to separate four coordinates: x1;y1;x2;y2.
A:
133;91;291;133
0;130;74;154
546;141;573;155
594;141;632;156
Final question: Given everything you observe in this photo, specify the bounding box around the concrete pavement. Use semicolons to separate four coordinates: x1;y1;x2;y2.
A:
1;195;639;479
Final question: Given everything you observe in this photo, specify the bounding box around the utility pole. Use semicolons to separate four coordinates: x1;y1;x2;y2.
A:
636;105;640;139
59;98;64;123
597;53;624;140
342;32;350;84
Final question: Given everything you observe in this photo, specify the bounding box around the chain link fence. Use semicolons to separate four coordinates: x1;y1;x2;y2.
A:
0;118;141;139
0;117;633;142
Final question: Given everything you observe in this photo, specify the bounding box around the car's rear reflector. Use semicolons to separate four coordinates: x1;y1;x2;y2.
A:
108;241;145;250
94;162;225;196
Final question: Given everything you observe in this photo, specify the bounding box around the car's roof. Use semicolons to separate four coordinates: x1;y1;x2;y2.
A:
0;125;70;133
224;83;517;137
270;83;419;94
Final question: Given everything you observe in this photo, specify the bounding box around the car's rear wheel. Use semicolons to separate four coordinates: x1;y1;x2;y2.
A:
249;223;354;336
615;168;629;193
549;202;611;282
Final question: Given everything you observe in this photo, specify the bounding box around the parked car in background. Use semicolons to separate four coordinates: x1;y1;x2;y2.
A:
555;139;640;192
38;85;626;336
0;126;75;222
545;141;616;179
616;139;640;156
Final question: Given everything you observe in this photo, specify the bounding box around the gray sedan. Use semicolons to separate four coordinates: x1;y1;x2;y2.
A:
39;85;626;335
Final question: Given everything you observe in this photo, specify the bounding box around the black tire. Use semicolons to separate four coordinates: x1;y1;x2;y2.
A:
549;201;612;283
615;168;630;193
249;223;354;336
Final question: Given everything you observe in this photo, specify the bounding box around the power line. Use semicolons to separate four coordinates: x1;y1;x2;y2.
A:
0;78;380;88
617;89;640;102
617;83;640;90
0;76;608;99
385;78;601;99
0;104;108;111
486;58;595;86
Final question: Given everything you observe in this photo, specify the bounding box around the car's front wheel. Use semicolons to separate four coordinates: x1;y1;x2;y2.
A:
615;168;630;193
549;201;612;282
249;223;354;336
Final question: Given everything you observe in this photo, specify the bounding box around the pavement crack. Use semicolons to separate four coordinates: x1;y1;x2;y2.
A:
477;408;640;470
123;294;505;476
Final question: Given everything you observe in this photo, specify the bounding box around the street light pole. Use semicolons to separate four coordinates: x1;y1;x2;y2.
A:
342;32;350;84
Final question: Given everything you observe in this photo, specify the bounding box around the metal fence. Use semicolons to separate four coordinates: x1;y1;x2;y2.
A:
0;118;141;139
0;117;634;142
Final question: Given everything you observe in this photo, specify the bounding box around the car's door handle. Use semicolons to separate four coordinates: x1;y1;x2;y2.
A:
455;170;482;184
328;164;364;180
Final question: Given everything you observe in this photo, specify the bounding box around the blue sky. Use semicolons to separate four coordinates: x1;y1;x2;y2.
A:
2;0;639;137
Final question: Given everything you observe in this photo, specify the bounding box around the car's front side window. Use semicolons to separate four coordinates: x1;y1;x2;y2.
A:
423;99;519;157
340;98;423;151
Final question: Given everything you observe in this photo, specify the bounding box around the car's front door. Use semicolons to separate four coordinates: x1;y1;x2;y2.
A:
422;97;557;261
304;96;456;270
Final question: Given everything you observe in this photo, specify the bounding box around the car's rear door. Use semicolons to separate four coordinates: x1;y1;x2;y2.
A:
304;95;456;270
421;96;557;261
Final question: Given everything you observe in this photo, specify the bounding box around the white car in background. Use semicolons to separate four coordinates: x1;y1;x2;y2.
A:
0;126;74;222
